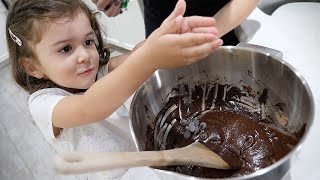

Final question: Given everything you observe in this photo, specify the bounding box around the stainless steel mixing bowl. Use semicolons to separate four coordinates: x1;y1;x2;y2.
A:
129;44;314;180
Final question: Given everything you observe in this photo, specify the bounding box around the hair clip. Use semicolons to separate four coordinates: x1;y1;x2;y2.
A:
8;29;22;46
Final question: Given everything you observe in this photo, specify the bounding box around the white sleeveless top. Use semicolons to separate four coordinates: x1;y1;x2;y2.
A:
28;66;136;180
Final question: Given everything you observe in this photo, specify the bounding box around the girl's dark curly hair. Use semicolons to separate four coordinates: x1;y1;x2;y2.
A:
6;0;110;94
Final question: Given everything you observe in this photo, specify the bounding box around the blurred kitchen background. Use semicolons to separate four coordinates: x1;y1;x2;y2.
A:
1;0;320;180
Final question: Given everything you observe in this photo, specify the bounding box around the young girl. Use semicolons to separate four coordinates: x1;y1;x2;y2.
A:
6;0;222;179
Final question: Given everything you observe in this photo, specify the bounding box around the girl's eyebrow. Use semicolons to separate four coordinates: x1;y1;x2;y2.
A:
85;31;94;37
52;31;94;46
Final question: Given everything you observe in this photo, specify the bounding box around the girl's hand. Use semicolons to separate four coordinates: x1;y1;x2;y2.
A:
161;0;219;35
92;0;122;17
137;0;223;70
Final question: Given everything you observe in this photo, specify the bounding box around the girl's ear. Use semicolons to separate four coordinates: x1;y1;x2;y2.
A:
21;58;45;79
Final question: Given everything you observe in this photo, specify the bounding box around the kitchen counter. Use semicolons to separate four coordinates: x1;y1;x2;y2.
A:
122;3;320;180
246;3;320;180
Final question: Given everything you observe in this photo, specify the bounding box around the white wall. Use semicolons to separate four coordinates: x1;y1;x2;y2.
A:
83;0;145;50
0;1;8;64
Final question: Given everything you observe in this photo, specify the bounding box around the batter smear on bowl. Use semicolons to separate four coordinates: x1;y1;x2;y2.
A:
145;83;305;178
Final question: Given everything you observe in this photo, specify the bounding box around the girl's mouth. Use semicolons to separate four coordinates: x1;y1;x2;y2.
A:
78;67;94;76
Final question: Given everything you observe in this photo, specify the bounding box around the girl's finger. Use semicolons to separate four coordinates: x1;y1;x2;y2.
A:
185;53;210;65
157;0;186;35
162;0;186;25
174;33;218;48
184;16;216;29
181;39;223;58
157;15;184;35
191;27;219;35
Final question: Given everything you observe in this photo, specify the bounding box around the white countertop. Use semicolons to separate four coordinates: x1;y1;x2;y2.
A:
122;3;320;180
246;3;320;180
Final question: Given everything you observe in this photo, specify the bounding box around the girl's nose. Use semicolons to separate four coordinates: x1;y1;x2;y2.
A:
77;47;90;63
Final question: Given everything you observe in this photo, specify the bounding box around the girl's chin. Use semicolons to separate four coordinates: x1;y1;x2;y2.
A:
68;80;95;91
80;82;95;89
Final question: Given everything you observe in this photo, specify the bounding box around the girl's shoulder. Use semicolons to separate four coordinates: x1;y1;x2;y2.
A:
28;88;72;106
29;88;72;100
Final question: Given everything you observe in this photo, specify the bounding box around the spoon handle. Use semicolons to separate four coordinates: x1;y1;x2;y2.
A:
54;142;231;174
54;151;168;174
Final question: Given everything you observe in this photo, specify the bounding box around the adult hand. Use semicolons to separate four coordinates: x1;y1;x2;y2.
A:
137;0;223;70
91;0;122;17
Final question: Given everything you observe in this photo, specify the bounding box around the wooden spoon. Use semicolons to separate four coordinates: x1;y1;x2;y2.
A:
54;141;236;174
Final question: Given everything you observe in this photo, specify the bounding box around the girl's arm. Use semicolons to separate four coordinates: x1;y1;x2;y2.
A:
213;0;259;38
52;0;223;128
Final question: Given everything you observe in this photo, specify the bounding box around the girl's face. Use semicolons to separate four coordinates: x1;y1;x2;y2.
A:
34;12;100;90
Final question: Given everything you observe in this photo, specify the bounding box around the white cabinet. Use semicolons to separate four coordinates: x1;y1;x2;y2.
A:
83;0;145;50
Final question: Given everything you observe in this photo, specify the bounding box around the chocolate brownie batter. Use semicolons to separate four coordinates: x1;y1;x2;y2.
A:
145;83;304;178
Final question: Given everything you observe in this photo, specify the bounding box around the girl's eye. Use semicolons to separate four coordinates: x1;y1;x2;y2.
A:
85;39;94;46
59;45;72;53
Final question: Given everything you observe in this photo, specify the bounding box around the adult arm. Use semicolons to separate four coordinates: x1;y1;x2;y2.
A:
213;0;259;38
108;41;145;72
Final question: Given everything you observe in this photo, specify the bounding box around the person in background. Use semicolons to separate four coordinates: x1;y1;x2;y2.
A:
6;0;222;179
92;0;259;45
91;0;124;17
